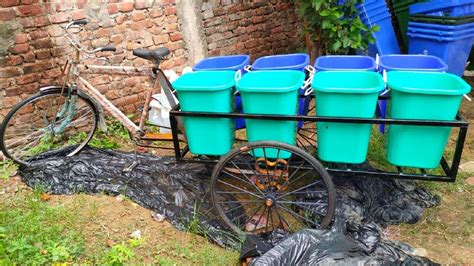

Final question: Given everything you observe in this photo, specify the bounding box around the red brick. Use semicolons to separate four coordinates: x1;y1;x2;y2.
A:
149;9;162;18
0;9;15;21
0;0;19;7
3;96;21;108
0;67;23;78
21;0;38;4
5;55;23;66
35;50;51;60
163;0;175;5
107;3;118;14
17;4;42;17
169;32;182;42
131;10;146;21
33;15;50;26
23;62;54;74
15;34;28;44
51;46;71;57
115;14;126;24
71;9;86;20
29;30;48;40
164;7;176;15
16;73;41;85
32;38;53;49
96;28;112;38
135;0;153;10
18;17;34;28
43;68;61;78
10;43;29;54
49;12;70;24
76;0;87;9
22;52;35;62
118;2;134;12
55;0;73;11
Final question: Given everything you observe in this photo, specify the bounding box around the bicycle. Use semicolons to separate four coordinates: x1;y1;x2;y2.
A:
0;19;181;169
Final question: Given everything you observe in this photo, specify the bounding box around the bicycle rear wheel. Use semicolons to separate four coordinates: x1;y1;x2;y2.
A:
0;87;98;165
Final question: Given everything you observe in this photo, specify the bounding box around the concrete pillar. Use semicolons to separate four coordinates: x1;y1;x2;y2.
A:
176;0;208;65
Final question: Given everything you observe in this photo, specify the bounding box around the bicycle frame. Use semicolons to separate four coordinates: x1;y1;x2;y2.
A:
64;48;174;140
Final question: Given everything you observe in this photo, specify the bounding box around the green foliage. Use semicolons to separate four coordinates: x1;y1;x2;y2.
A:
0;188;85;264
0;160;17;180
296;0;378;55
104;242;134;266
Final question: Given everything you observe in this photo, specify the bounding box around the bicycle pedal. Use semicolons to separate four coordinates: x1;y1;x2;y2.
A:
123;161;139;173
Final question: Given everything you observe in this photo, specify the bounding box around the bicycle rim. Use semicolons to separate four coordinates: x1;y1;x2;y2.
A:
1;91;98;165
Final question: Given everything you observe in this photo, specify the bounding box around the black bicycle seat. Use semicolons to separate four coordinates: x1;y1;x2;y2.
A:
133;47;170;63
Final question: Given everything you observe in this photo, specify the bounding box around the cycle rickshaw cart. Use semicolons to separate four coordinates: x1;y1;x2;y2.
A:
0;20;470;236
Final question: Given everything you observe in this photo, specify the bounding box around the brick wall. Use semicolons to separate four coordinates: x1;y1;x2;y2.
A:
0;0;303;121
202;1;302;61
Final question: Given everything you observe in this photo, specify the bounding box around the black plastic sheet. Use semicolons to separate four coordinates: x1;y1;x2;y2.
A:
20;147;440;264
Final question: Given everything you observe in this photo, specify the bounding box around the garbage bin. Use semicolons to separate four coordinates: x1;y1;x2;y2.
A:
315;55;377;72
193;55;250;130
386;71;471;168
237;70;305;159
251;53;310;129
378;55;448;132
408;31;474;76
312;71;385;164
172;71;236;156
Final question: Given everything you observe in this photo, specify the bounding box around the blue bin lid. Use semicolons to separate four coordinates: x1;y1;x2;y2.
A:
172;71;236;91
237;70;305;93
252;53;309;71
379;55;448;72
407;30;474;40
193;55;250;71
315;55;376;71
408;21;474;30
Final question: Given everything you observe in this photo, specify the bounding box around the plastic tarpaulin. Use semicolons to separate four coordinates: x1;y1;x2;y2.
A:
19;147;440;264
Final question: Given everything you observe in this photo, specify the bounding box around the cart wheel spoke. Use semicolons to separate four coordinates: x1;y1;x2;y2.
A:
211;141;336;235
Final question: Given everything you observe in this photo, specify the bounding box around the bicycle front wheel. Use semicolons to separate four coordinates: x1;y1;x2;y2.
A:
0;88;98;165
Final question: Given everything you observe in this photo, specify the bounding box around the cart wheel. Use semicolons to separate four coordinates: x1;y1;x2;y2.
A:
211;141;335;235
297;98;317;154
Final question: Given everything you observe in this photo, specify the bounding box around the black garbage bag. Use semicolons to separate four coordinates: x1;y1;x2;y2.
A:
19;147;440;263
248;229;439;265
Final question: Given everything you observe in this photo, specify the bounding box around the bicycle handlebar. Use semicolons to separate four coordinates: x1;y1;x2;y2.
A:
65;19;116;56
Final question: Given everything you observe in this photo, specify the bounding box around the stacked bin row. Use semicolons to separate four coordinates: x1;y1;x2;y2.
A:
172;54;471;169
408;0;474;76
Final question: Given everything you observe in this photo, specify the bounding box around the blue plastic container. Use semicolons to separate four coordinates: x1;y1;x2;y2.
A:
377;54;448;132
408;31;474;76
410;0;474;17
408;26;474;36
364;16;401;57
251;53;310;128
193;55;250;130
408;21;474;30
379;54;448;72
193;55;250;71
252;53;309;72
315;56;377;71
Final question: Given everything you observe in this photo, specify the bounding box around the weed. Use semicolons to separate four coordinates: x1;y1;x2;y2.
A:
0;160;17;180
155;255;177;266
104;242;134;265
0;188;85;264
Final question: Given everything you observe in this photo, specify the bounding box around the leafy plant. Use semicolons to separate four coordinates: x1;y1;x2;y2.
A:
0;160;17;180
104;242;135;265
296;0;379;59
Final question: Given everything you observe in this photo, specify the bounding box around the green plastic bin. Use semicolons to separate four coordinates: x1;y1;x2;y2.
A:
172;71;236;156
237;70;305;158
312;71;385;164
386;71;471;169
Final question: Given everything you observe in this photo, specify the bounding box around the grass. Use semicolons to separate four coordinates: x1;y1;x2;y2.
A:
0;187;239;265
